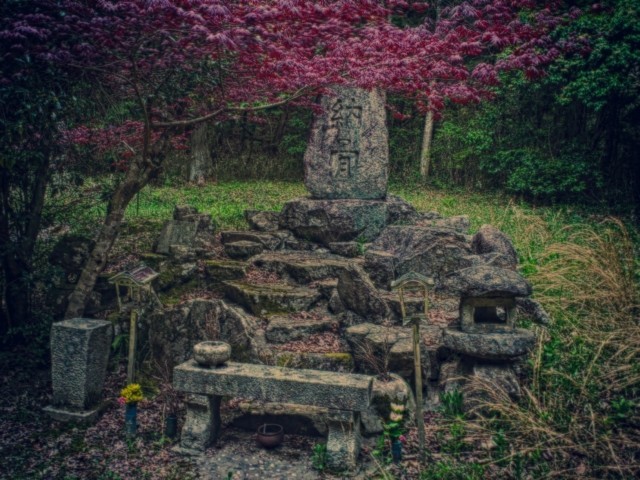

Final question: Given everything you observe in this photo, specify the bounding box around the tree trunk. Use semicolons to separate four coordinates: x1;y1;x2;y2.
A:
64;163;156;319
419;109;435;179
189;123;212;184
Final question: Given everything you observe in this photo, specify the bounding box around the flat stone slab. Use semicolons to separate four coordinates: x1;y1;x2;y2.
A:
224;240;264;260
442;328;535;360
155;220;198;254
204;259;248;283
252;251;358;284
440;265;532;297
221;230;289;251
266;314;339;343
304;87;388;200
43;404;104;423
174;360;373;411
223;280;322;315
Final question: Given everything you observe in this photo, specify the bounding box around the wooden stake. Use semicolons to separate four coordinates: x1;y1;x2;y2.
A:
127;309;138;383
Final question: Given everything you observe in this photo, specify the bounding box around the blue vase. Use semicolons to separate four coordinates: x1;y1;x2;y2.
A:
391;439;402;463
125;403;137;436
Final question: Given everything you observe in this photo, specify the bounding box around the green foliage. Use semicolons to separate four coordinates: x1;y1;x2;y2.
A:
311;442;328;471
439;390;464;419
420;459;485;480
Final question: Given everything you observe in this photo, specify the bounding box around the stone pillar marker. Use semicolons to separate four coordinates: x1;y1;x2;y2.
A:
44;318;112;423
304;87;388;200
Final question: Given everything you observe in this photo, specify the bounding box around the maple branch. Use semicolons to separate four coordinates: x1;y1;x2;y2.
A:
152;87;311;128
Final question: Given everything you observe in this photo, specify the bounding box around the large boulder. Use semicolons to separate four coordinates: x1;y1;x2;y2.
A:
337;265;390;322
439;265;531;298
304;87;388;200
279;197;387;245
365;226;473;289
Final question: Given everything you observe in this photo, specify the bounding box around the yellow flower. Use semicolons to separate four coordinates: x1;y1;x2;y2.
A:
390;402;405;413
120;383;144;404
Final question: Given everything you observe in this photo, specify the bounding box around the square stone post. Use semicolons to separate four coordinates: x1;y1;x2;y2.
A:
326;410;362;473
44;318;112;422
180;394;221;453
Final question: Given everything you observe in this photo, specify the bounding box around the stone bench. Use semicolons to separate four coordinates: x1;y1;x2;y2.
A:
173;360;374;471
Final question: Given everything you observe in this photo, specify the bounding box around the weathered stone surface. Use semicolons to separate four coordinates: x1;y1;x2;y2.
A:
155;220;199;255
279;197;387;245
329;289;346;314
442;328;536;360
337;264;390;322
516;297;551;326
223;280;322;315
50;318;112;410
418;215;471;233
326;410;362;472
273;352;354;373
43;404;105;423
366;226;473;288
174;361;373;411
174;204;213;230
230;400;328;436
386;195;419;225
252;251;356;284
328;241;360;258
266;314;338;343
346;323;434;380
245;210;280;232
222;304;266;363
472;364;521;400
147;299;225;367
221;230;289;251
204;259;247;283
224;240;264;260
472;225;518;270
180;394;220;452
304;87;388;200
440;265;531;297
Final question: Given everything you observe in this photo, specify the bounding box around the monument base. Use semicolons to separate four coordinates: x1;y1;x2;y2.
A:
279;198;388;246
44;403;107;423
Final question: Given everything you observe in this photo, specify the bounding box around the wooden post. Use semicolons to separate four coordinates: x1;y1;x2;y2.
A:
127;309;138;383
412;319;426;464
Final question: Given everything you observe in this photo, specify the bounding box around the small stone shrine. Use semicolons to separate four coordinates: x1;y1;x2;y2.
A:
89;87;550;472
44;318;112;422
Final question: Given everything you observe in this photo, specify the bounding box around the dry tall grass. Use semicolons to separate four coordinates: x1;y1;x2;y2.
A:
463;218;640;479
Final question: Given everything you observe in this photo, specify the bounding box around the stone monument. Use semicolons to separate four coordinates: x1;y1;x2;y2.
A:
44;318;112;422
280;87;407;245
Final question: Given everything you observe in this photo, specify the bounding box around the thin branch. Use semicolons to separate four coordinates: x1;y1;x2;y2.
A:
152;87;310;128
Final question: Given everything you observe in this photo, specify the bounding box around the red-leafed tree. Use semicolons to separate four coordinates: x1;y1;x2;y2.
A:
1;0;577;321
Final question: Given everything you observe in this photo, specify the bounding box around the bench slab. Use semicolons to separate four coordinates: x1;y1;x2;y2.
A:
174;360;373;411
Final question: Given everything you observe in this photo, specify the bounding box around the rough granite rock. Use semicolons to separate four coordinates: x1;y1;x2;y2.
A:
265;314;338;343
224;240;265;260
337;264;390;322
304;87;388;200
251;251;356;284
366;226;473;288
221;230;289;251
245;210;280;232
385;195;420;225
442;328;536;360
472;225;518;270
50;318;112;410
439;265;532;297
279;197;387;245
471;364;522;400
328;241;360;258
223;280;322;315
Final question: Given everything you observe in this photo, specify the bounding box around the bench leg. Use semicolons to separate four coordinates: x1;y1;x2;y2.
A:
180;394;221;452
326;411;361;473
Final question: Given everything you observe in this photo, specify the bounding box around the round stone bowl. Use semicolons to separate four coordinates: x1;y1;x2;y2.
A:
256;423;284;448
193;341;231;368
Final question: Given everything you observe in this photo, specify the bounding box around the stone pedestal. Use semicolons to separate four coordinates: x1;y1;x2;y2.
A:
180;394;221;453
45;318;111;422
326;410;362;473
304;87;388;200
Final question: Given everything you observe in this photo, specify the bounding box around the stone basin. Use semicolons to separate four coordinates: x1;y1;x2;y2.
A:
442;327;535;361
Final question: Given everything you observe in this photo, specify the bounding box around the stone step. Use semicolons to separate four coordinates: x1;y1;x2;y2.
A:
265;313;339;343
252;251;362;284
221;230;291;251
222;280;322;316
203;259;248;284
224;240;264;260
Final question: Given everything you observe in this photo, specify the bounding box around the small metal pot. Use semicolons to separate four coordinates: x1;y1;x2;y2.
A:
256;423;284;448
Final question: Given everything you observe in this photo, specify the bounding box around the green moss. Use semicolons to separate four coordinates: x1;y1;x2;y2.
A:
158;279;198;306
